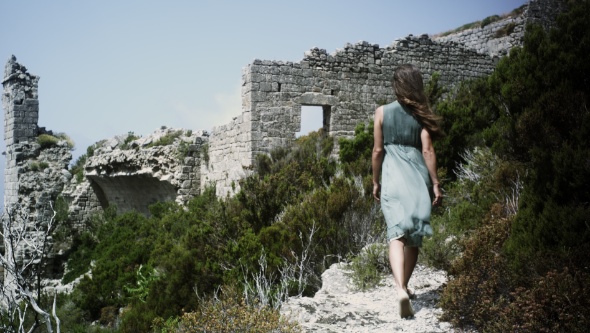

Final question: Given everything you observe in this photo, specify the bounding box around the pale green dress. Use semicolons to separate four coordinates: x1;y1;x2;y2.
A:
380;101;433;247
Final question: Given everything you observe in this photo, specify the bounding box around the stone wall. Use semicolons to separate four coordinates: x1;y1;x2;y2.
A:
433;14;526;57
526;0;568;31
205;36;497;196
202;110;253;197
432;0;568;58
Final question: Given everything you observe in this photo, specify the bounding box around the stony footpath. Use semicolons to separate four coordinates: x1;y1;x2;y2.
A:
281;263;469;333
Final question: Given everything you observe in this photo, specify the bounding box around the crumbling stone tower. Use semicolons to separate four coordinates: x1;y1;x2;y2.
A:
2;55;40;210
2;56;72;283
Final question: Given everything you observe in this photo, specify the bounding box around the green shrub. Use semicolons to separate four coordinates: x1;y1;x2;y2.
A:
62;232;97;284
425;71;446;106
495;268;590;333
87;142;99;157
480;15;501;28
346;243;389;291
70;153;87;183
439;206;514;329
30;160;50;171
437;3;590;331
121;131;140;150
148;130;183;147
37;134;59;148
238;130;336;232
437;21;480;37
175;286;301;333
55;132;75;149
338;122;373;176
72;211;157;321
433;78;501;178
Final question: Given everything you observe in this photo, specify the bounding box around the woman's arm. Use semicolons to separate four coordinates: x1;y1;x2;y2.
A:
372;106;384;202
421;128;442;206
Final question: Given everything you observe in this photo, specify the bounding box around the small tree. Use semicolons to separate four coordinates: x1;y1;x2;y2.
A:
1;203;61;333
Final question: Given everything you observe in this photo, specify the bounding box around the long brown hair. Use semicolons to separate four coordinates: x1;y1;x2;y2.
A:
392;64;444;140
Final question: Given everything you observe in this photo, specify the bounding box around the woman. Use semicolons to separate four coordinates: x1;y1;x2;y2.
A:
372;64;443;318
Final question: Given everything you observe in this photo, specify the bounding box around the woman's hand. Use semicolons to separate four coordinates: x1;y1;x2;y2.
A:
373;183;381;202
432;183;442;206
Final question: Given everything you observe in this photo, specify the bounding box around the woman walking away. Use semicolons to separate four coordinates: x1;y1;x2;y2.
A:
372;64;443;318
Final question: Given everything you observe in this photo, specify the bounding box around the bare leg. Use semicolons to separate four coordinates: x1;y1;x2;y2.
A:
388;238;407;293
404;246;419;296
389;238;415;318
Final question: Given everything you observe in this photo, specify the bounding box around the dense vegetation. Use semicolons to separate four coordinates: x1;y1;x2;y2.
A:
43;128;383;332
430;2;590;331
3;2;589;331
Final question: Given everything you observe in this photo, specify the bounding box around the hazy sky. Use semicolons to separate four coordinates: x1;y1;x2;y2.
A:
0;0;528;207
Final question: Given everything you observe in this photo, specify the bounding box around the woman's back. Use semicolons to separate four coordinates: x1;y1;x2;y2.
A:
382;101;423;149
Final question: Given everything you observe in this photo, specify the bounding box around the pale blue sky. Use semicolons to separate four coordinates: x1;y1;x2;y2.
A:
0;0;528;208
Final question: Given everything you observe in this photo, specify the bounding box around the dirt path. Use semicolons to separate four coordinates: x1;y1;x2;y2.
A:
281;263;466;332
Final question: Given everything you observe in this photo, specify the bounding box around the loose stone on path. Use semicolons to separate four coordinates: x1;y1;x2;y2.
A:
281;262;464;333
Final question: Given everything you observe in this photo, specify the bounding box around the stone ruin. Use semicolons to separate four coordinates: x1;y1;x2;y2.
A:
1;0;564;276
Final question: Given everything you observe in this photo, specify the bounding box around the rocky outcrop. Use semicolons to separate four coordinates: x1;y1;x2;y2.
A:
281;263;462;333
62;127;208;218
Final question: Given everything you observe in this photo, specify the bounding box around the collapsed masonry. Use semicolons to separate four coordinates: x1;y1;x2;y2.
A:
2;1;562;263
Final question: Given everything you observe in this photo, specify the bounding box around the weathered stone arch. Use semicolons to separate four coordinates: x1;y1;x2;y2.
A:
87;174;178;216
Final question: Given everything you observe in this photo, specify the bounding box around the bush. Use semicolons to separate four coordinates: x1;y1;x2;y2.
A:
72;211;157;321
480;15;501;28
439;206;514;329
55;132;75;149
346;243;389;291
37;133;75;149
175;286;301;333
436;3;590;331
37;133;59;148
148;130;183;147
120;131;140;150
70;153;87;183
339;122;373;175
29;160;49;171
495;268;590;333
61;232;97;284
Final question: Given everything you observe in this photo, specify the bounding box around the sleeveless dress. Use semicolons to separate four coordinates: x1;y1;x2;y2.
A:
380;101;433;247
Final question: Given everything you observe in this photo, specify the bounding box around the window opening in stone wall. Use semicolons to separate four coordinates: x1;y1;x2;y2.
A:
277;83;282;92
296;105;329;138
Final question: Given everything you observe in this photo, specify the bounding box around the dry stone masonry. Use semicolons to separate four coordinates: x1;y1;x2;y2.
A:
433;14;526;58
208;36;497;196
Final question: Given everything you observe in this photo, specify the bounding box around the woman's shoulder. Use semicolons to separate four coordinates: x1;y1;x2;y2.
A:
383;101;402;113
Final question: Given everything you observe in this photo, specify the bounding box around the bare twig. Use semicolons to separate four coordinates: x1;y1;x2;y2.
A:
1;203;61;333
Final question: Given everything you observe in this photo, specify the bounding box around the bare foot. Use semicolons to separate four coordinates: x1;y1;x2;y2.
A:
398;290;414;318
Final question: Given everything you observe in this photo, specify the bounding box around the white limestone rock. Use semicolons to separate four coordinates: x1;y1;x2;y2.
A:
281;262;471;333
